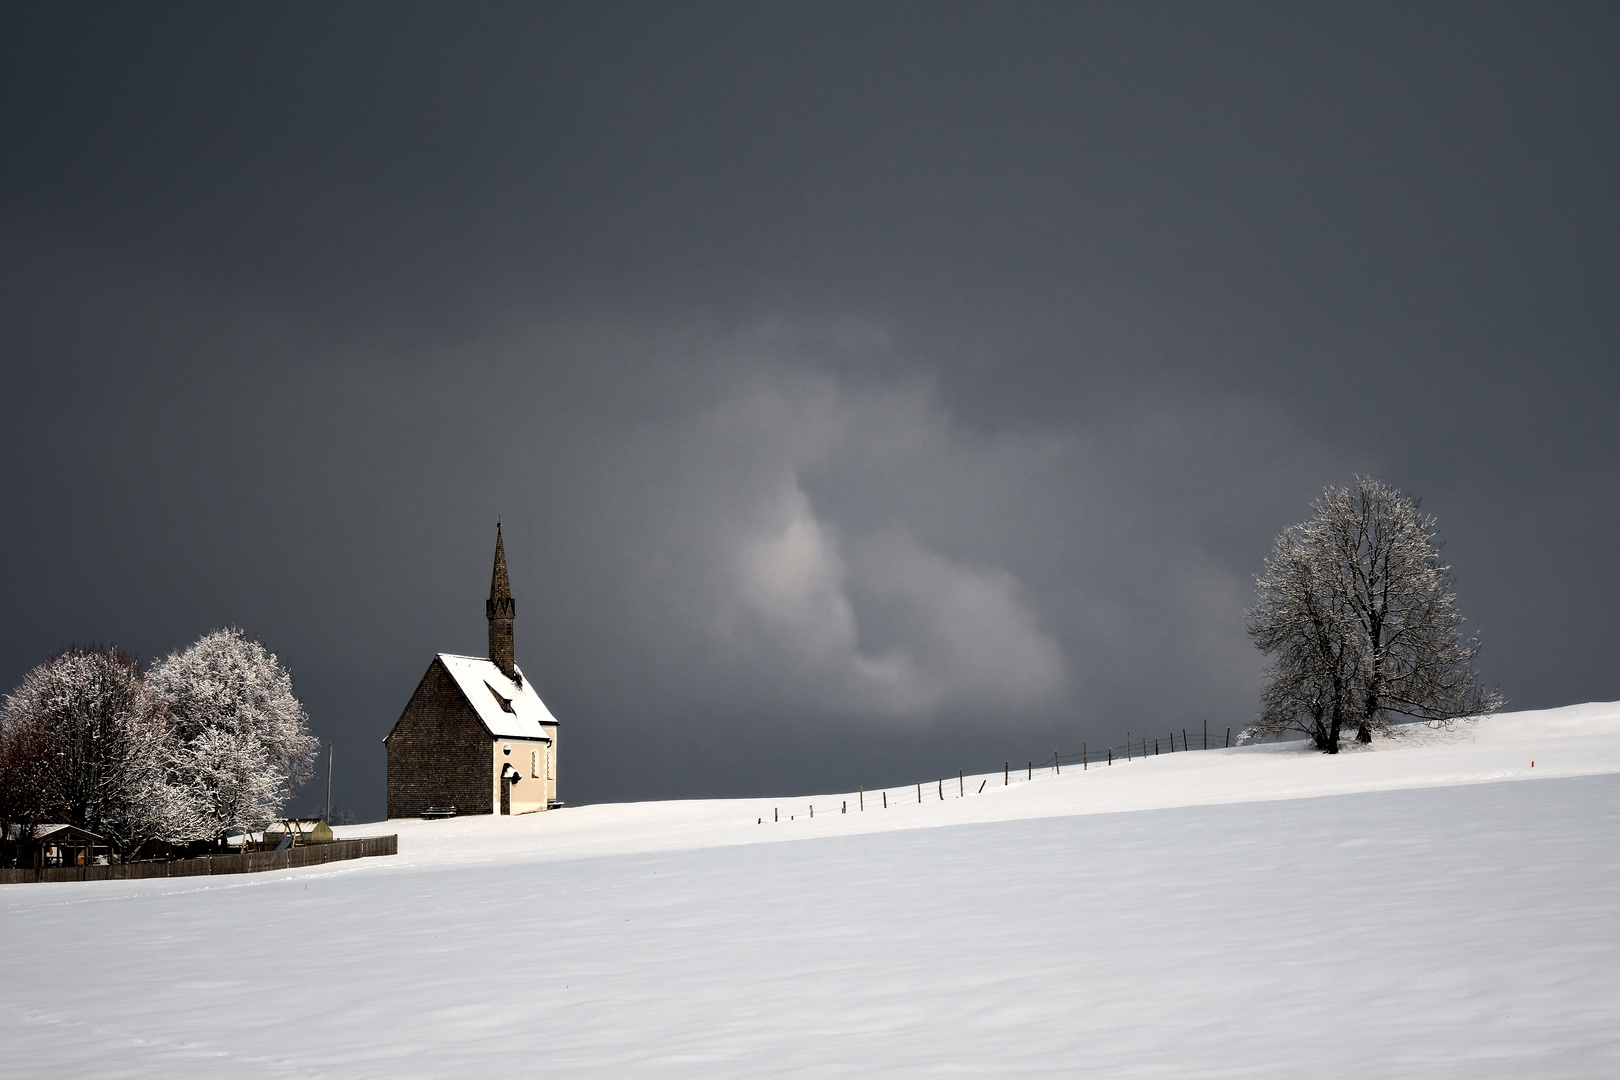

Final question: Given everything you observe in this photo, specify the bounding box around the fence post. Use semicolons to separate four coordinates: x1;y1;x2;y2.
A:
859;787;864;811
1005;761;1009;785
1054;751;1060;776
1083;743;1087;770
810;805;814;818
1127;733;1131;761
917;782;921;803
1183;728;1188;752
883;791;887;808
1108;748;1112;765
938;778;943;800
774;807;778;821
959;769;964;796
1204;719;1208;750
1155;737;1159;756
842;800;846;814
1226;727;1231;748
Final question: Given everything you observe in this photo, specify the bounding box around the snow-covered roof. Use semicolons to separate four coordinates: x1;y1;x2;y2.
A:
437;653;559;742
5;824;109;843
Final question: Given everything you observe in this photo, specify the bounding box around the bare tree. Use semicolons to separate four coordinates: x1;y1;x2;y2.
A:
1245;476;1502;753
1248;527;1360;751
0;706;64;866
0;646;183;856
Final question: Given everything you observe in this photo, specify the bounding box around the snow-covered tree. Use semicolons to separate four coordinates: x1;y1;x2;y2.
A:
171;727;287;837
1245;476;1502;753
148;628;318;838
0;646;182;856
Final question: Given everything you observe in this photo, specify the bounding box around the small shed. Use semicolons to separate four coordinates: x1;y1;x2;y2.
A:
32;825;111;868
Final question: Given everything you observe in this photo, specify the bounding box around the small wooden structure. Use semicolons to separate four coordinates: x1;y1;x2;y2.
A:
0;834;398;885
31;825;111;869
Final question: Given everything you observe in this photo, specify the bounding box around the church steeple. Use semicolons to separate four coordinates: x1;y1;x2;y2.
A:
487;522;516;679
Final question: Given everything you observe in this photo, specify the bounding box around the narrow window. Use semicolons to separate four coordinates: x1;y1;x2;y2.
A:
545;745;553;780
531;749;538;778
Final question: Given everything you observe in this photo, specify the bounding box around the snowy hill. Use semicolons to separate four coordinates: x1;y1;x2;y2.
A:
4;702;1620;1078
346;700;1620;868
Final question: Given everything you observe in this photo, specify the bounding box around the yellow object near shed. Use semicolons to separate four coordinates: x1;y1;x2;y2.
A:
263;819;334;847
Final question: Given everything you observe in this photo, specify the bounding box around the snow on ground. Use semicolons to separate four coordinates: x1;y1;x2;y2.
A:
4;702;1619;1077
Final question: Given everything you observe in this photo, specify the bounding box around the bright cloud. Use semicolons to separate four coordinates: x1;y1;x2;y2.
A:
729;473;1066;717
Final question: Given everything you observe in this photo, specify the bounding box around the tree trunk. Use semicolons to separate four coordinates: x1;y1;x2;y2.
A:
1322;698;1344;753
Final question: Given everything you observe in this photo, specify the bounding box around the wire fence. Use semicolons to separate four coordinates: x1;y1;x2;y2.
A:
1060;720;1235;770
755;721;1238;823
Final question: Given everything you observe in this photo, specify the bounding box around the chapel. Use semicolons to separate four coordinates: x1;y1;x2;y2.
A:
384;525;561;817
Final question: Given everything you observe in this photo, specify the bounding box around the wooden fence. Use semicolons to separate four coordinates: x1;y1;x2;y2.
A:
0;835;397;885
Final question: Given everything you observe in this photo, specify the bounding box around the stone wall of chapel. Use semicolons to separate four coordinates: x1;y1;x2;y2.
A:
386;659;496;818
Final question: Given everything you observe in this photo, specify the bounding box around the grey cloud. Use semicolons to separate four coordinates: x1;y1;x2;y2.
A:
2;5;1616;814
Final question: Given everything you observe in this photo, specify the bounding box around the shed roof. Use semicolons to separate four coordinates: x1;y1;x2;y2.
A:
19;824;109;845
437;653;559;741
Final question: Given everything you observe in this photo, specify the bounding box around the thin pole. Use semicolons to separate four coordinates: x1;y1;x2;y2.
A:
959;769;964;797
860;787;864;811
1083;742;1087;770
1005;761;1009;785
938;777;943;800
325;744;333;824
1054;751;1060;776
1027;760;1032;781
917;781;921;803
1127;733;1132;761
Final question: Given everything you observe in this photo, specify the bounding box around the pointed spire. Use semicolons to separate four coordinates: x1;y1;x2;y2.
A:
490;520;511;603
486;522;516;679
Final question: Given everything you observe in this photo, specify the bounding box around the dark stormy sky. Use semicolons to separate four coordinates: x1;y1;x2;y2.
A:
3;4;1616;818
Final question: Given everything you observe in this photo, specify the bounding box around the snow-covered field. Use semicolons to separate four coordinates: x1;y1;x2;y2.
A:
4;702;1619;1077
